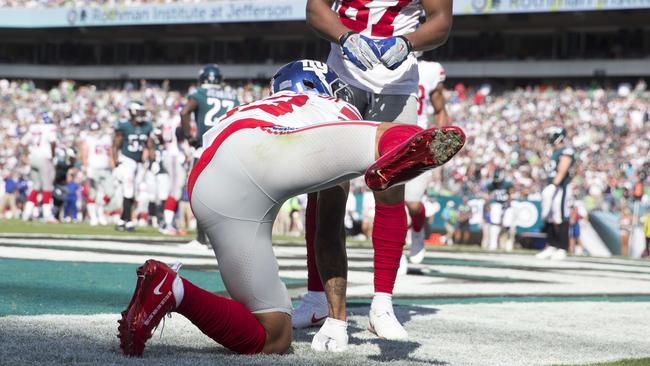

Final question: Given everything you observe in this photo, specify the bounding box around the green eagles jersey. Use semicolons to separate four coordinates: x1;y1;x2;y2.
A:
116;120;153;163
188;86;240;144
546;146;576;186
488;179;513;203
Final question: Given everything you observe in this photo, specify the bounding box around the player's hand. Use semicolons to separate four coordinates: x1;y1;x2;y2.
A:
339;32;381;71
311;318;348;352
374;36;413;70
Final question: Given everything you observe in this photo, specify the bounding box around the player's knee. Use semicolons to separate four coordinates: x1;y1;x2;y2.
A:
405;201;421;215
262;322;292;354
263;332;291;354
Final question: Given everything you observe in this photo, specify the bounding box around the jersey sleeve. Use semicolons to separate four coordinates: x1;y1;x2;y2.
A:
188;91;199;103
438;64;447;84
560;147;576;159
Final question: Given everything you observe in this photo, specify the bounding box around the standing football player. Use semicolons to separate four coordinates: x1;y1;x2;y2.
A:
113;101;154;232
297;0;453;345
80;121;114;226
117;61;465;357
486;169;515;251
537;127;576;260
157;110;189;235
406;59;449;263
180;64;239;246
21;112;58;222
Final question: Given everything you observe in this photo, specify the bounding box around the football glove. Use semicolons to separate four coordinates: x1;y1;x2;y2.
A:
374;35;413;70
339;31;381;71
311;317;348;352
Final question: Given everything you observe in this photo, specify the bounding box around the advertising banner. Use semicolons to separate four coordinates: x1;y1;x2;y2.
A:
0;0;306;28
2;0;649;28
426;195;543;233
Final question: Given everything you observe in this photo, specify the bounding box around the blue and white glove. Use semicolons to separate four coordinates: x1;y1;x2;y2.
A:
339;31;381;71
374;35;413;70
311;317;348;352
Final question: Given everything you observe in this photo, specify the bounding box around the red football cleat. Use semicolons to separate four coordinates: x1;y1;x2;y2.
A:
117;259;181;357
365;126;465;191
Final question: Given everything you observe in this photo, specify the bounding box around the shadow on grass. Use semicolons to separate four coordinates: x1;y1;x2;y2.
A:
293;304;447;364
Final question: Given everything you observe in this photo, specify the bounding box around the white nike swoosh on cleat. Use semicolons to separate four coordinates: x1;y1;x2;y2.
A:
153;273;168;295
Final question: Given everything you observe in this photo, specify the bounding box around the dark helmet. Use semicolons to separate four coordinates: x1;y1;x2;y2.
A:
198;64;222;86
127;100;147;124
546;126;567;145
270;59;353;104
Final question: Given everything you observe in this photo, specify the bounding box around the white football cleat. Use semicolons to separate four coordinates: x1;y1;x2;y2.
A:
311;317;348;352
409;229;426;264
292;291;328;328
535;246;557;259
368;307;408;340
551;248;567;260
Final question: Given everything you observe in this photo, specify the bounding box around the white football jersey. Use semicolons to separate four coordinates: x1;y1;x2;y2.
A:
417;61;446;128
202;91;363;149
86;134;112;170
24;123;57;159
328;0;422;95
159;116;182;157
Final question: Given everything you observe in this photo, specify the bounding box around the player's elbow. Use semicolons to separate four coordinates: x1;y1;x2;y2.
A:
436;15;453;45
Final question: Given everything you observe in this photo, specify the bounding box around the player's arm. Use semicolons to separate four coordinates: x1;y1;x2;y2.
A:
306;0;380;71
552;155;572;186
113;129;124;164
180;98;198;142
404;0;453;51
430;83;449;127
305;0;350;43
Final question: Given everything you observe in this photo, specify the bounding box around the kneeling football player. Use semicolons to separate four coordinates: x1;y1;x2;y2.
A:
117;60;465;355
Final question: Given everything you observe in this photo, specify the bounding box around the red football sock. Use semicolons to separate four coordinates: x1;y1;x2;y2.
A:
305;193;324;292
42;191;52;204
372;201;407;294
411;204;426;232
164;197;178;212
175;278;267;354
27;190;38;204
378;124;422;156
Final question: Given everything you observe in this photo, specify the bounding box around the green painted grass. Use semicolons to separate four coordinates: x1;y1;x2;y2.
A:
0;258;304;316
0;219;195;238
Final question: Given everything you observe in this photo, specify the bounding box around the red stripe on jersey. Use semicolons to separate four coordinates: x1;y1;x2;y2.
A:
338;0;372;33
340;105;363;120
279;121;379;134
188;119;379;202
187;119;273;200
371;0;411;38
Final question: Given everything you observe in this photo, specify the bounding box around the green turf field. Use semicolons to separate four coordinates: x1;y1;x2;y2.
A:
0;219;194;238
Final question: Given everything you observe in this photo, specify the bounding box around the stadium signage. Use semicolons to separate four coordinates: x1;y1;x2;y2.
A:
459;0;650;14
0;1;306;28
1;0;650;28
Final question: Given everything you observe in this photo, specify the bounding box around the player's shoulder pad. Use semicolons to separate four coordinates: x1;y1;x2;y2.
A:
561;147;575;156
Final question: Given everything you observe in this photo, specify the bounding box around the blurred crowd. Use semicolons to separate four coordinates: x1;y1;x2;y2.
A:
441;80;650;212
1;78;649;237
0;79;270;226
0;0;215;8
